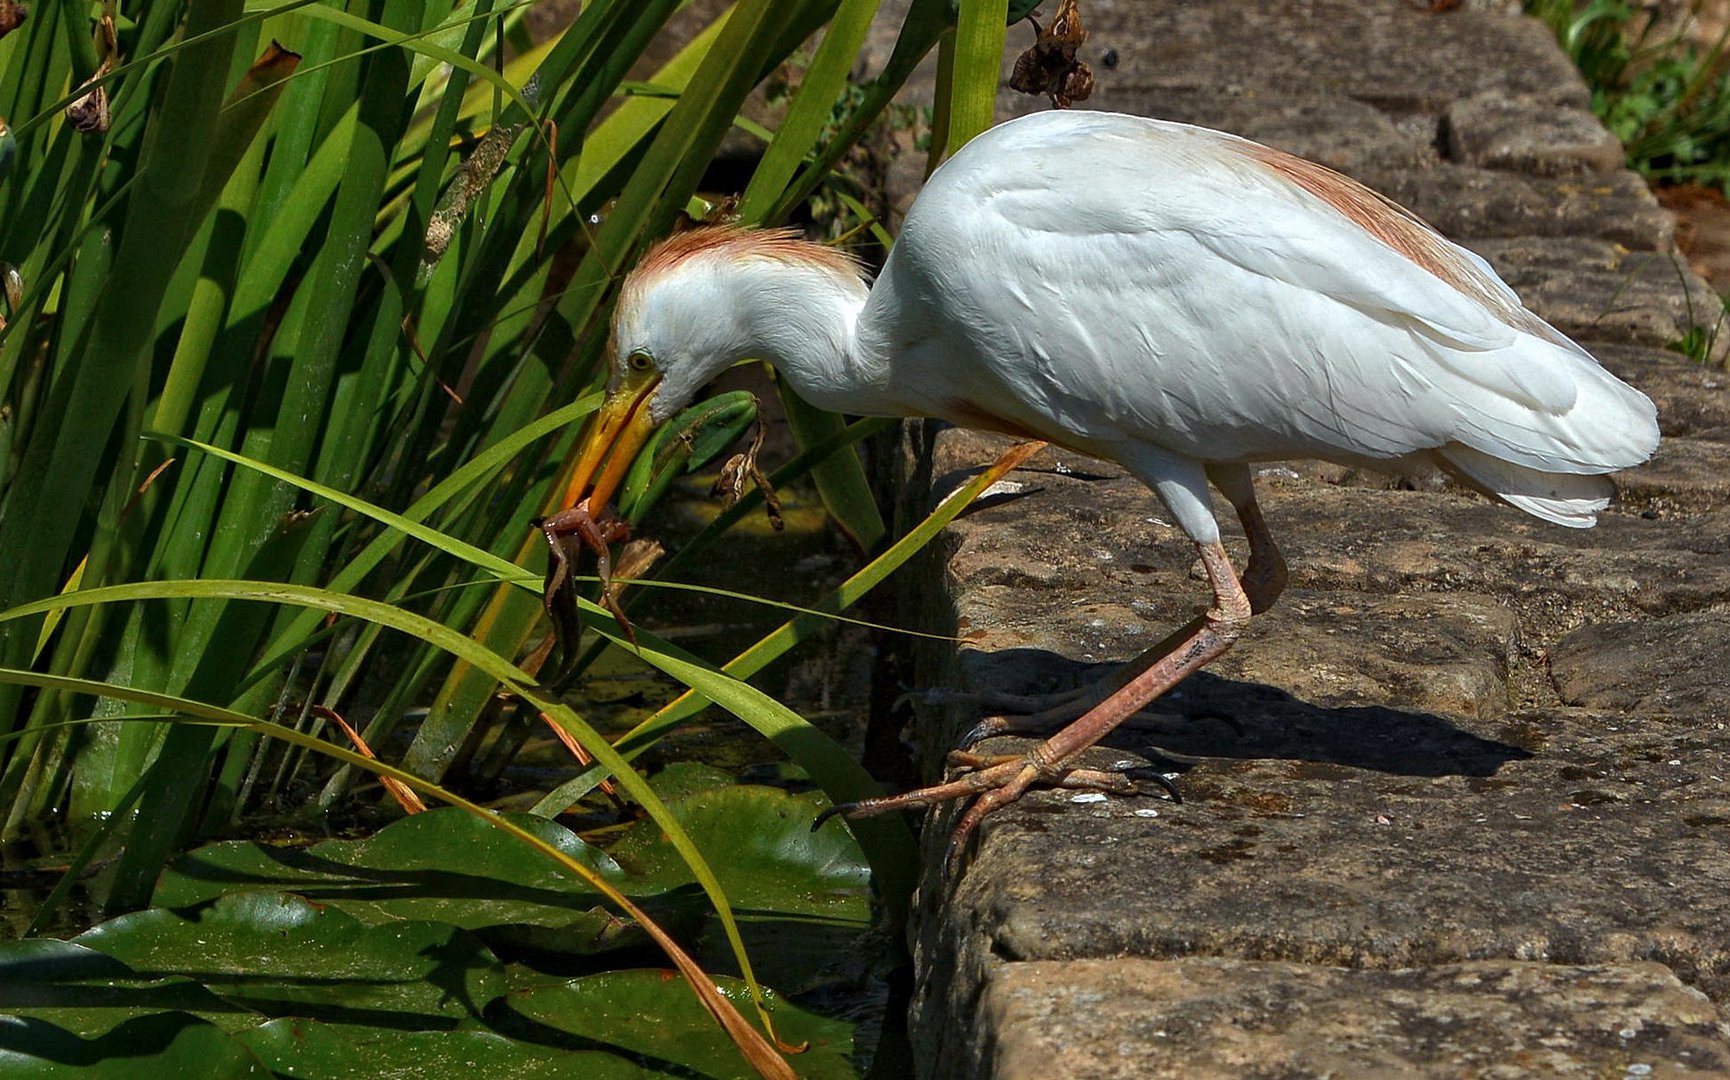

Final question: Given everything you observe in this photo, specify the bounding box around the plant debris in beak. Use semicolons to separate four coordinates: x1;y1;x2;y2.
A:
711;413;783;530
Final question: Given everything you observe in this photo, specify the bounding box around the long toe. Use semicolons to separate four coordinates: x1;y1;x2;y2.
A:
821;748;1184;876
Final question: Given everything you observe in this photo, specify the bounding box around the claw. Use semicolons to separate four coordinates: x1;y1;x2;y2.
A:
1126;768;1183;804
958;718;1004;750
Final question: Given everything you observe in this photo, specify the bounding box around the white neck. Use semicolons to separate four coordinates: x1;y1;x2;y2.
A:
732;259;903;416
633;249;911;422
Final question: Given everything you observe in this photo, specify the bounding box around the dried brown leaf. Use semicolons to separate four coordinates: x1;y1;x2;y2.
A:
1009;0;1095;108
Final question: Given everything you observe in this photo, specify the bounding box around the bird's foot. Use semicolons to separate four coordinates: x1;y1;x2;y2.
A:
814;749;1180;874
948;750;1183;803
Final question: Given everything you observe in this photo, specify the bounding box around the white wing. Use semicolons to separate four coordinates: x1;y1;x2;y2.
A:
876;111;1657;480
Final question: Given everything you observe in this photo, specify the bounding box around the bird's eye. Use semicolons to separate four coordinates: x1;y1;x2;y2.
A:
627;350;654;373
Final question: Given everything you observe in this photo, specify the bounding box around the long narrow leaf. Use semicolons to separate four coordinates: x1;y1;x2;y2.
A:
947;0;1008;155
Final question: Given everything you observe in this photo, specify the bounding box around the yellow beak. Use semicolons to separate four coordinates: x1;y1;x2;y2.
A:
560;369;662;512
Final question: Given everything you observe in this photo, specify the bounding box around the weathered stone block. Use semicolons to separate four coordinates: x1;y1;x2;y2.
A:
1369;165;1674;252
1075;2;1592;113
1590;344;1730;441
877;2;1730;1076
977;959;1730;1079
1613;437;1730;519
910;706;1730;1072
1446;92;1626;176
1550;607;1730;714
1467;237;1728;359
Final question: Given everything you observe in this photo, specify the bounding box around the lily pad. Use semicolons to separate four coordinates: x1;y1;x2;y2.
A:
609;786;876;993
502;969;858;1080
154;808;659;957
74;892;507;1028
610;785;871;920
0;1012;265;1078
643;761;737;803
239;1019;619;1080
0;939;246;1036
153;790;872;963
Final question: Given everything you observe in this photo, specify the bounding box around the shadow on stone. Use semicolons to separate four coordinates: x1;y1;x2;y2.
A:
961;650;1534;780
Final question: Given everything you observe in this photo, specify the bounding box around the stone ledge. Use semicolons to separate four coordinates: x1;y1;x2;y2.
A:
902;417;1730;1075
977;958;1730;1079
1550;607;1730;713
877;1;1730;1075
1071;2;1588;113
1467;237;1726;358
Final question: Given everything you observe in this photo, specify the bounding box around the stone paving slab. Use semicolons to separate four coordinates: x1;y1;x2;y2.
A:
879;0;1730;1075
1072;1;1583;113
979;959;1730;1079
1597;347;1730;440
1472;237;1725;358
901;426;1730;1075
1374;167;1675;254
1550;608;1730;714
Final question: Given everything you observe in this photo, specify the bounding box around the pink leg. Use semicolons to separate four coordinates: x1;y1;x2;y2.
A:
960;468;1285;743
1208;463;1287;614
824;540;1254;867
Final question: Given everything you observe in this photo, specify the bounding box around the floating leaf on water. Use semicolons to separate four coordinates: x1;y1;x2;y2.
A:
609;786;871;920
239;1021;587;1080
152;809;647;958
0;939;238;1038
508;970;857;1080
76;891;509;1024
0;1011;267;1079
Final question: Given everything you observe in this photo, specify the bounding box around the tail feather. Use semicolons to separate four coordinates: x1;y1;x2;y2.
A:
1430;334;1660;477
1438;442;1615;528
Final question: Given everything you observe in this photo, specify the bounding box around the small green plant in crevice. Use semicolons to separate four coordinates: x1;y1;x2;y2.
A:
1526;0;1730;192
1669;277;1730;362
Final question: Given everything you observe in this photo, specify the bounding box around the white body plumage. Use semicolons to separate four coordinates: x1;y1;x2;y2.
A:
613;111;1658;544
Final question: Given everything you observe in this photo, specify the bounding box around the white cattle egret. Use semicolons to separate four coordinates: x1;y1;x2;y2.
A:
561;110;1660;859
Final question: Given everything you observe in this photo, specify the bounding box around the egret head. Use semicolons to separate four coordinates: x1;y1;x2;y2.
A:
561;226;864;513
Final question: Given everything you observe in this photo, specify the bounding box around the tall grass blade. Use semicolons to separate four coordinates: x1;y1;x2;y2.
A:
947;0;1007;155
